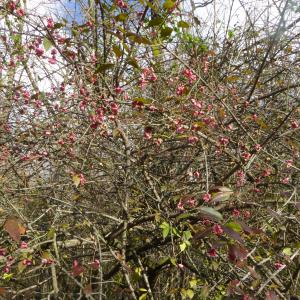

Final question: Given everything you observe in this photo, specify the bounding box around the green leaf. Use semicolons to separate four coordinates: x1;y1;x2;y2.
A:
159;222;170;238
186;289;194;299
43;38;52;51
200;285;209;299
181;288;194;299
47;228;55;239
170;257;177;265
183;230;192;240
95;63;114;73
133;97;152;104
179;242;187;252
199;207;223;220
163;0;176;9
127;32;151;44
53;23;65;29
12;34;21;45
113;45;123;57
160;27;173;38
72;28;79;36
225;222;242;233
176;213;190;220
148;16;164;27
2;273;13;281
139;293;147;300
139;37;151;45
172;227;180;237
189;278;198;288
177;21;190;28
152;44;160;57
127;58;140;69
282;247;292;256
228;29;234;39
115;13;128;22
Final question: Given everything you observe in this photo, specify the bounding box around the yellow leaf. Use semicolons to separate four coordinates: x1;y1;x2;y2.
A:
72;175;80;187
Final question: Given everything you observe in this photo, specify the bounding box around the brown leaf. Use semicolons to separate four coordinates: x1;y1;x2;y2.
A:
0;287;6;296
247;266;261;279
3;217;26;242
83;284;92;296
266;290;279;300
227;279;243;296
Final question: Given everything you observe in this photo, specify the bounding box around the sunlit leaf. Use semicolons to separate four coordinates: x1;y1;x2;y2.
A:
189;278;197;288
180;242;187;252
225;222;242;232
181;288;194;299
159;222;170;238
152;44;160;56
2;273;13;281
139;293;147;300
177;21;189;28
43;38;52;51
282;247;292;256
72;175;80;188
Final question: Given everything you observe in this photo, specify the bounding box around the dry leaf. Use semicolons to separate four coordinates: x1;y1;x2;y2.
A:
83;284;92;296
3;217;26;242
0;287;6;296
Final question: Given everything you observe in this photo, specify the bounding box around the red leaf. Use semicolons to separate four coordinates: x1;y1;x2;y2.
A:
228;244;248;264
72;261;84;276
227;279;243;295
236;220;253;235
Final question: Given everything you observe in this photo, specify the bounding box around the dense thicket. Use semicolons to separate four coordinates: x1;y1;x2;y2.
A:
0;0;299;299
